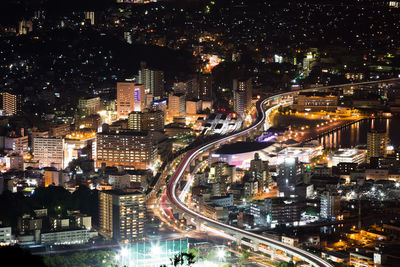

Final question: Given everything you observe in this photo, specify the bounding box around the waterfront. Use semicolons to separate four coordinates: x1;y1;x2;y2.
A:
273;113;400;149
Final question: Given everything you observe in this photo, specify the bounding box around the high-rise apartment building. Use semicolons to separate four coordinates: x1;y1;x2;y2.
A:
96;131;157;169
277;157;302;197
233;89;246;118
233;78;252;117
2;92;22;116
128;109;164;131
33;137;64;169
117;82;146;119
199;74;213;100
320;191;341;220
98;190;145;243
367;130;388;162
168;93;186;116
138;62;165;98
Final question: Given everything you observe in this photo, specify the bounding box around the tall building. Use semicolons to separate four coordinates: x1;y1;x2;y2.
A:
367;130;388;163
138;62;165;98
78;97;102;116
2;92;22;116
33;137;64;169
173;78;199;99
233;89;246;118
98;190;145;243
249;153;270;193
117;82;146;119
320;191;341;220
128;109;164;131
168;93;186;116
186;99;202;115
277;157;302;197
233;78;252;118
199;74;213;100
96;131;157;169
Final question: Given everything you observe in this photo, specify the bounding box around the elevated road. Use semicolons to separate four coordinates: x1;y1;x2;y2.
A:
166;78;400;266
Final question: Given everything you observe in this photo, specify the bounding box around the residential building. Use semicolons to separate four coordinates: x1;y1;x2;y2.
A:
98;190;145;243
128;109;164;131
137;62;164;98
367;130;388;163
96;131;157;169
320;191;341;220
2;92;22;116
33;137;64;169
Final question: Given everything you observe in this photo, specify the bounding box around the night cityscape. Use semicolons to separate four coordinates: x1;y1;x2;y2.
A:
1;0;400;266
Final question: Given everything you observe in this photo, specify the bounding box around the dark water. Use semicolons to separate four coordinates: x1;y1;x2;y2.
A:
320;118;400;149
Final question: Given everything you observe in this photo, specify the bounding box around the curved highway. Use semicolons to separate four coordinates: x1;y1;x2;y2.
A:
166;79;400;266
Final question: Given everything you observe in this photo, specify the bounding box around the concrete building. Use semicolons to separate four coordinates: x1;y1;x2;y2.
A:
199;74;213;100
137;62;164;98
40;229;98;245
173;78;199;98
168;93;186;116
78;97;102;116
277;157;302;197
320;191;341;220
33;137;64;169
128;109;164;131
332;149;366;166
367;130;388;163
0;227;13;245
233;78;252;117
98;190;145;243
117;82;146;119
2;92;21;116
96;131;157;170
185;99;202;114
295;92;338;112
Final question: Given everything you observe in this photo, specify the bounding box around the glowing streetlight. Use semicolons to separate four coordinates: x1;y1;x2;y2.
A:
216;248;226;261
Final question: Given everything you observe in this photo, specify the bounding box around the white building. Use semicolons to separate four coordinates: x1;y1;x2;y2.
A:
40;229;98;245
0;227;13;245
331;149;366;166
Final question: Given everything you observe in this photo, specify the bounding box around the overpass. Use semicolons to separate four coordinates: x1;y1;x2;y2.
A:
165;78;400;266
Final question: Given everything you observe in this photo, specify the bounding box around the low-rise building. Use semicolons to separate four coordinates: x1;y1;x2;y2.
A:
40;229;98;245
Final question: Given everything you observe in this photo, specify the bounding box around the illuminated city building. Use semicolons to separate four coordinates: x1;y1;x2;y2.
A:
2;92;21;116
98;190;145;243
185;99;202;115
95;131;157;169
33;137;64;169
49;123;71;138
367;130;388;163
78;97;102;116
117;82;146;119
277;157;303;197
295;92;338;112
168;93;185;116
128;109;164;131
233;78;252;117
173;77;199;99
199;73;213;100
137;61;164;98
320;191;341;220
44;169;62;187
331;149;366;166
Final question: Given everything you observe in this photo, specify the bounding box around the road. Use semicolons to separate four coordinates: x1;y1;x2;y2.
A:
164;79;400;267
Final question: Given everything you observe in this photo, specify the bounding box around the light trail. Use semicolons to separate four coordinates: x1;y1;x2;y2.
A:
166;79;400;267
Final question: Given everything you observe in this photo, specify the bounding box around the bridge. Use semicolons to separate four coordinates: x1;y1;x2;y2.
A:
165;78;400;266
